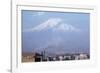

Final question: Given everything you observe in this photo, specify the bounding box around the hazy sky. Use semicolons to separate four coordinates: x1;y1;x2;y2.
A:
22;10;90;54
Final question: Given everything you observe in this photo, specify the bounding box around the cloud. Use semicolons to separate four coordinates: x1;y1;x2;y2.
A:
24;18;80;32
31;12;45;16
37;12;46;16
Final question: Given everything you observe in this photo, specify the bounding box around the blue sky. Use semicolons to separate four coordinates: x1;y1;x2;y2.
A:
22;10;90;54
